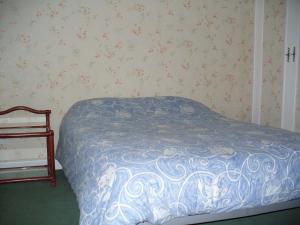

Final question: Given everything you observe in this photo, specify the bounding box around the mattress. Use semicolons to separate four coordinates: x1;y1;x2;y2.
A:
56;96;300;225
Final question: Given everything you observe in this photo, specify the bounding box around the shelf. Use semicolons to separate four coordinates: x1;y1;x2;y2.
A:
0;106;56;187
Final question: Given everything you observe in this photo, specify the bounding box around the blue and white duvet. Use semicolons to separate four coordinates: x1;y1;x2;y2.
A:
56;96;300;225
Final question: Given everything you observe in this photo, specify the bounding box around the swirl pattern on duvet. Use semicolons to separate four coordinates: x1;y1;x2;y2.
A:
56;96;300;225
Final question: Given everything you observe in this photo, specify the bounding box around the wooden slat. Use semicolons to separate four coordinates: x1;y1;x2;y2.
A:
0;125;46;130
0;130;53;138
1;165;48;170
0;176;53;184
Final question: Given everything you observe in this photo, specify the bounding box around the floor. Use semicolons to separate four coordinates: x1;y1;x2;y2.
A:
0;170;79;225
0;170;299;225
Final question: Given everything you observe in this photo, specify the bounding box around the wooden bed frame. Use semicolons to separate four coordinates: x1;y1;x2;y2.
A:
0;106;56;186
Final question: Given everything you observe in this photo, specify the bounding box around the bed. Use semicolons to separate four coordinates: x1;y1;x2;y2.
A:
56;96;300;225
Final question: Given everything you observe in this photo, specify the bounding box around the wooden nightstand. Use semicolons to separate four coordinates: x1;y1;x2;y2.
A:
0;106;56;187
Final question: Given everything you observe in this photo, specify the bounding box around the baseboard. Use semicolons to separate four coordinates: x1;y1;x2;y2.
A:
0;159;62;170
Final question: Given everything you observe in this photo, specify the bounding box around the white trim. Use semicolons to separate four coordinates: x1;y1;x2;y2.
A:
0;159;62;170
281;0;300;131
252;0;264;125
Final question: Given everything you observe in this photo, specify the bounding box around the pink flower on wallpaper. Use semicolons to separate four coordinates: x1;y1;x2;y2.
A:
19;34;31;44
59;39;67;46
205;79;212;87
76;28;87;40
101;32;108;40
168;10;174;16
79;6;91;16
275;102;281;110
148;48;154;53
49;9;59;18
205;19;213;29
183;0;192;9
115;41;124;49
225;36;232;46
36;83;43;89
132;24;142;36
49;80;59;89
225;74;235;82
43;61;50;68
94;52;101;59
135;68;144;77
162;62;168;71
80;73;91;84
184;40;193;48
181;63;190;71
115;78;123;85
159;46;167;54
135;4;145;12
228;16;236;24
58;0;66;8
132;89;141;97
105;51;115;59
167;73;173;78
116;12;124;20
58;70;67;78
36;10;43;17
276;68;282;74
166;39;173;45
16;60;27;70
224;93;231;103
266;57;273;65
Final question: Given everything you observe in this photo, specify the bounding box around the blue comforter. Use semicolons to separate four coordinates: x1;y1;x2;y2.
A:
56;96;300;225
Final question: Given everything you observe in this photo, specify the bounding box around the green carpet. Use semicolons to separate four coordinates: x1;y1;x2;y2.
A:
0;170;79;225
0;170;299;225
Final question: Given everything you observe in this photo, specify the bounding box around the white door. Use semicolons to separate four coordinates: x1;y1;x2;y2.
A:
281;0;300;131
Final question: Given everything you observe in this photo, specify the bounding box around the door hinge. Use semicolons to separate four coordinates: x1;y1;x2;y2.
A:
286;46;296;62
285;47;290;62
292;46;296;62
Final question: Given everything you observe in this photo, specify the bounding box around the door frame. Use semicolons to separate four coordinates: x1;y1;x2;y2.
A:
281;0;300;131
251;0;264;125
252;0;300;131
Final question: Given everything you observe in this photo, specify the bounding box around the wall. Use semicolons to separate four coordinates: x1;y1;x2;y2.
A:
0;0;253;161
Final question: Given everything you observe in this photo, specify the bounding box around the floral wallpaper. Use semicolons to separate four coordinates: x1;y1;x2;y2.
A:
0;0;254;161
260;0;285;128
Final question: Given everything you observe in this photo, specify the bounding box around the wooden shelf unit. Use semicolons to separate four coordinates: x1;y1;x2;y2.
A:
0;106;56;187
